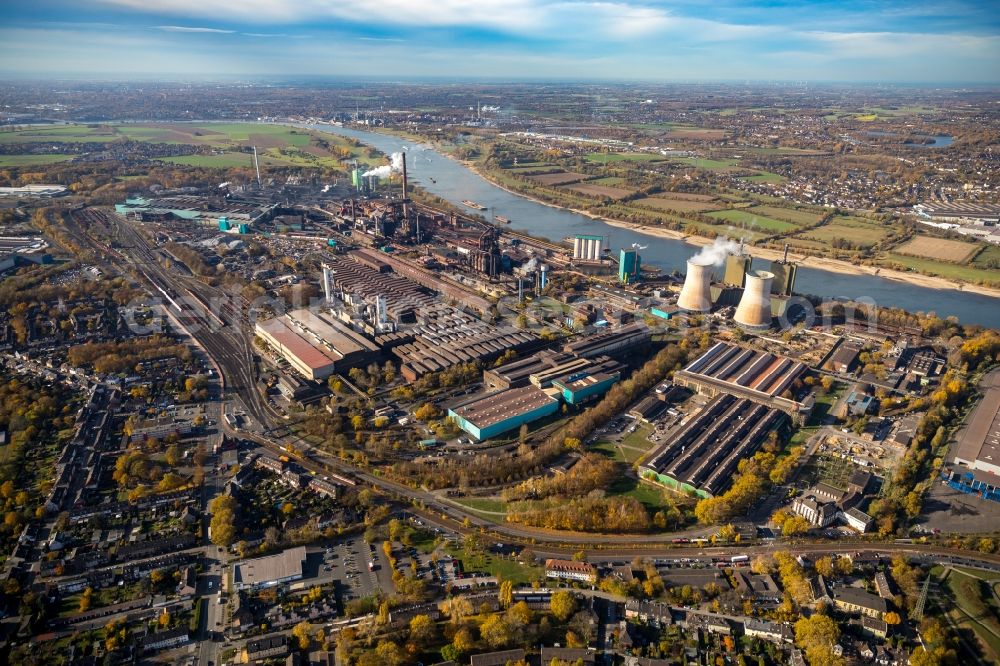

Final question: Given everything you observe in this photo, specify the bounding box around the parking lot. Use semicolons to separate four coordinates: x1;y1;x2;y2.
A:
310;535;394;604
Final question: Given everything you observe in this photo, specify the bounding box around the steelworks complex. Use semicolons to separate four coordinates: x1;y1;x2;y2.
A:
450;325;650;440
673;342;811;416
641;341;810;498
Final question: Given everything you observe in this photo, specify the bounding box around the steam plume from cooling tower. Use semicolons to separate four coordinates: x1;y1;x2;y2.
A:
363;151;405;178
690;237;743;266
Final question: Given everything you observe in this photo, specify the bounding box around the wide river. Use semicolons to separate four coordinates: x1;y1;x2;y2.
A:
305;123;999;328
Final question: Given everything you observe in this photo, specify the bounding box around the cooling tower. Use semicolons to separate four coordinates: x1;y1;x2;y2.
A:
677;259;714;312
734;270;774;329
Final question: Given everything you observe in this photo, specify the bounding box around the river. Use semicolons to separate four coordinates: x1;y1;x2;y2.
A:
305;123;998;328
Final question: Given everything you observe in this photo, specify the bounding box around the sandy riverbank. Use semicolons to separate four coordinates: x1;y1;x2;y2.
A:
460;160;1000;300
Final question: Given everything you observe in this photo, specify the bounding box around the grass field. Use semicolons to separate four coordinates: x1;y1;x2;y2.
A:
685;220;768;242
798;217;890;248
562;183;635;199
444;544;544;585
753;205;823;226
0;154;75;166
708;208;800;234
0;122;379;169
527;171;588;185
885;253;1000;284
971;245;1000;269
637;197;722;213
743;172;786;183
452;497;507;515
937;567;1000;662
585;152;665;164
895;236;981;263
609;474;675;512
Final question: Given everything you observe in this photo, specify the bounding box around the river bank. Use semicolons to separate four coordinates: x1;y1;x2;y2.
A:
456;159;1000;299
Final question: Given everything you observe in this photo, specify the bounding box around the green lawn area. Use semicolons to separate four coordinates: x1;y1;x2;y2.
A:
444;545;544;585
938;568;1000;662
450;497;508;522
608;474;675;512
883;253;1000;284
708;208;800;234
452;497;507;514
0;154;76;166
0;125;119;144
743;172;786;184
971;245;1000;270
585;152;665;164
591;440;628;463
591;176;628;186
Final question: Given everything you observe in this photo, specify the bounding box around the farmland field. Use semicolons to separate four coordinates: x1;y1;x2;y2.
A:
894;236;981;263
527;171;587;186
0;122;381;168
797;216;891;248
562;183;635;199
655;192;717;201
683;220;768;242
708;208;800;233
670;156;737;170
637;197;722;213
753;205;824;226
0;154;76;166
585;152;665;164
884;253;1000;284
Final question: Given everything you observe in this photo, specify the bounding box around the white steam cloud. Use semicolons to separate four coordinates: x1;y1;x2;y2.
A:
362;151;405;178
690;237;742;266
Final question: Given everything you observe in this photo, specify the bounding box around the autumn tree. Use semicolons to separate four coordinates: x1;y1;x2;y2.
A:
550;590;577;622
794;613;844;666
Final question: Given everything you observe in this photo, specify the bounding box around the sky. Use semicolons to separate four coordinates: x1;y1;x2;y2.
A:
1;1;998;82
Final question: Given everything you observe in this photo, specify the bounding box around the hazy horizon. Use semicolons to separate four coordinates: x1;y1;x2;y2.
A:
2;1;999;83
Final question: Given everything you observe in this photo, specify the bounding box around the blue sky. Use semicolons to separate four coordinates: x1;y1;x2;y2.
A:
1;1;998;82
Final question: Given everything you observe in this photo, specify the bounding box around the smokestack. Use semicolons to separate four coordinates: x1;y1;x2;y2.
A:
734;270;774;329
783;244;789;263
401;152;409;220
677;259;714;312
252;146;262;189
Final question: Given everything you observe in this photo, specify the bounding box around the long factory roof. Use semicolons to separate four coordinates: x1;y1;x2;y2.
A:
450;386;557;429
679;342;805;397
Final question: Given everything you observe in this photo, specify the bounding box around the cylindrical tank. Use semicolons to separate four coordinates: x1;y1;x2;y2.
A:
573;237;582;259
734;270;774;329
677;259;714;312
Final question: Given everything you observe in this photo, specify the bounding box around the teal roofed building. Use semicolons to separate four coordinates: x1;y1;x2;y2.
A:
552;368;621;405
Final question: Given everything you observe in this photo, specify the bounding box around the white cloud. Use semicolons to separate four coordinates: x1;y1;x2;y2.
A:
157;25;235;33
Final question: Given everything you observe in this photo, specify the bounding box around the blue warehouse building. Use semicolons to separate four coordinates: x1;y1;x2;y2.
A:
449;386;560;441
551;359;623;405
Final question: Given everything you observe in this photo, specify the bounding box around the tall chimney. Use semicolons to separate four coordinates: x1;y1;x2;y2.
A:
734;270;774;329
677;259;714;312
401;152;409;222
